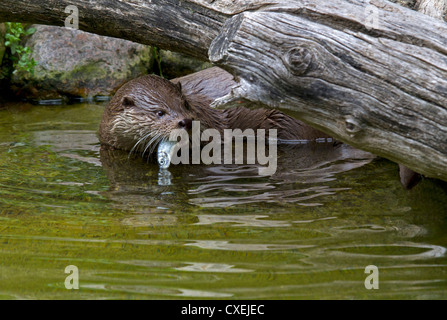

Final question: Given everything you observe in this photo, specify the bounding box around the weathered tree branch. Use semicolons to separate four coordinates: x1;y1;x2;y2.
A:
0;0;229;59
416;0;446;20
1;0;447;181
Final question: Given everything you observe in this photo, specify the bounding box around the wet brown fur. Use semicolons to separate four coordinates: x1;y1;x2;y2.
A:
99;67;330;153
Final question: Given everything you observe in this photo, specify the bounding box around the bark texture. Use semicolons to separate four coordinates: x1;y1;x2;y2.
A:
1;0;446;181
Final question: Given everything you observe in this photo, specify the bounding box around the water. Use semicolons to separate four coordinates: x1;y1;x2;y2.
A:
0;102;446;300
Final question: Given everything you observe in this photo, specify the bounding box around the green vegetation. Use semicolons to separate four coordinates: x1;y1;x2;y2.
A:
2;22;36;78
152;46;163;78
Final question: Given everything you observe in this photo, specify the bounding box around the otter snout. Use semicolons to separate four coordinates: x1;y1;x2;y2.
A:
178;119;193;130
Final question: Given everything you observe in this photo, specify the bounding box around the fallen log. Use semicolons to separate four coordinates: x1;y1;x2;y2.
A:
397;0;446;188
1;0;446;181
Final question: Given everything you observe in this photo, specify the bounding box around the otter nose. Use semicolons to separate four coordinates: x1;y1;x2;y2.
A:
178;118;192;130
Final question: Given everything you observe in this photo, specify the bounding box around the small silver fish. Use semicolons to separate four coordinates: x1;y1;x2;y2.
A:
158;168;172;186
157;140;178;169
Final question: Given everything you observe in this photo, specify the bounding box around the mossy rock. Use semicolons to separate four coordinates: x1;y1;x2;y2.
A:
11;25;154;100
160;50;213;80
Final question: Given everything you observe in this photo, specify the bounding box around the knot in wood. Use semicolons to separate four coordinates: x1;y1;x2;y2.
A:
344;115;363;137
285;46;313;76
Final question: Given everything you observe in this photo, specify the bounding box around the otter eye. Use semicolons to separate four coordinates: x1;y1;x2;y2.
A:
157;110;165;117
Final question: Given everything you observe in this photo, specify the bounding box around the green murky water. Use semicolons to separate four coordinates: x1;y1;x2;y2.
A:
0;102;446;299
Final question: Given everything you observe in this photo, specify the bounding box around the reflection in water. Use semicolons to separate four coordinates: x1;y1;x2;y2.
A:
328;243;447;260
175;262;253;273
194;214;292;227
1;102;447;299
158;169;173;186
81;284;233;298
121;214;178;227
33;130;102;166
185;240;315;251
33;129;100;152
99;142;376;209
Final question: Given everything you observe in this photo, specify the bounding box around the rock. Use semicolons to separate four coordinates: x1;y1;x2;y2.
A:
160;50;213;79
11;25;153;100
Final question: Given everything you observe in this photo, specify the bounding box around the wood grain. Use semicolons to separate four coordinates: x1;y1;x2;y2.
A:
1;0;446;180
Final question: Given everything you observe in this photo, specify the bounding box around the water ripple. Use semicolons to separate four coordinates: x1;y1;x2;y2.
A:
175;262;253;273
194;214;291;227
81;284;232;298
328;242;446;260
185;240;314;251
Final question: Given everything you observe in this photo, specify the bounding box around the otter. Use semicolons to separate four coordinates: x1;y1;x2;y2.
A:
99;67;425;190
99;67;331;155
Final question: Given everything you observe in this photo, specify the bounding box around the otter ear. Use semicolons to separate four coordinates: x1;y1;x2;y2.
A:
122;96;135;107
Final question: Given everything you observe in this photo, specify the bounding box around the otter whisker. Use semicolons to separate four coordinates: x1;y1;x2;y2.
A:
129;131;153;158
142;132;164;158
129;134;148;156
140;135;157;157
148;135;167;157
145;135;168;163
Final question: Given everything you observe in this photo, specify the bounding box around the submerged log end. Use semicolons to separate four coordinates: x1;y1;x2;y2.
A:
399;164;423;190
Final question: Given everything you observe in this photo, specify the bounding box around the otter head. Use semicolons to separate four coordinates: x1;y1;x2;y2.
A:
99;75;195;155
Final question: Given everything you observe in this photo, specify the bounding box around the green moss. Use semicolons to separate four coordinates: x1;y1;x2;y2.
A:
62;62;108;81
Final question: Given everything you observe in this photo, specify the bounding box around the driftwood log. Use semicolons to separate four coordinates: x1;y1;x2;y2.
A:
1;0;447;182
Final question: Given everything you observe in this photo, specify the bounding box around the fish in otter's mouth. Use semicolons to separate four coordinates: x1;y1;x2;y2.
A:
99;74;213;161
99;68;332;171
